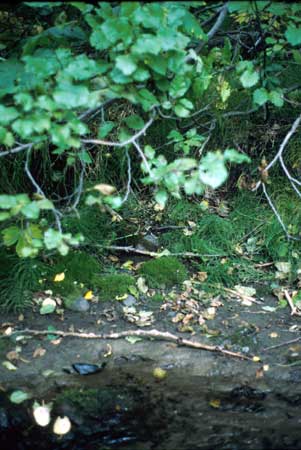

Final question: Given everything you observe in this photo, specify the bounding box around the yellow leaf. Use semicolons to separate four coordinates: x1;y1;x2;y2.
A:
121;260;134;270
115;293;128;301
153;367;167;380
253;356;261;362
209;399;221;409
53;272;65;282
84;290;93;300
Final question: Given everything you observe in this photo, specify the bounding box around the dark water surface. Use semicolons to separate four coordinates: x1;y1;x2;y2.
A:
1;372;301;450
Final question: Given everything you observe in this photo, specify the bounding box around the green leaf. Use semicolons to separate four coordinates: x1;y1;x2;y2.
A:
0;212;10;221
65;54;105;80
53;84;91;109
14;93;34;112
21;202;40;219
116;55;137;76
285;25;301;46
174;104;190;118
78;150;92;164
44;229;62;250
240;70;259;88
169;75;191;98
36;199;54;210
155;190;168;206
137;88;158;111
0;106;19;125
132;34;162;55
269;90;284;107
224;149;251;163
10;390;31;404
253;88;269;106
0;195;18;209
2;226;20;246
199;152;228;189
12;119;35;139
101;18;132;45
124;115;144;130
98;121;115;138
90;29;111;50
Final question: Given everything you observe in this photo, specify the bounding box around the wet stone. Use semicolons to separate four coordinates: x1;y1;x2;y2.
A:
123;295;137;307
68;297;90;312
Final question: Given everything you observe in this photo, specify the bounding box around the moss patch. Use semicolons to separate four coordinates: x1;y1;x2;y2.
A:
139;256;188;288
93;273;135;300
49;251;102;296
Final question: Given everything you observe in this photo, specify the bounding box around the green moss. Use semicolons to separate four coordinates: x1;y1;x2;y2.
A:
49;251;102;296
139;256;188;288
150;293;164;302
55;388;100;415
93;273;135;300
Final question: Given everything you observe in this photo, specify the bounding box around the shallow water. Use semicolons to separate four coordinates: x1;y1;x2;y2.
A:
1;371;301;450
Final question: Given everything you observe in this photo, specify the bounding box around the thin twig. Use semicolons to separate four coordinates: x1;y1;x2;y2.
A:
81;114;155;148
2;328;252;360
121;148;132;204
25;147;62;232
195;2;229;53
263;336;301;352
0;142;34;158
100;244;226;259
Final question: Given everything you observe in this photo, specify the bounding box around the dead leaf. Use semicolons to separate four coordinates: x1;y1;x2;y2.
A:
108;255;119;262
92;183;116;195
172;313;185;323
137;277;148;294
209;399;221;409
195;271;208;282
33;347;46;358
104;344;112;357
256;368;264;378
50;338;62;346
269;332;278;338
2;361;17;371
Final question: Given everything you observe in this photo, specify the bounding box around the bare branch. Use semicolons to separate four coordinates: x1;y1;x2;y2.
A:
265;114;301;172
0;142;33;158
121;148;132;204
195;2;229;53
25;147;62;232
81;114;155;148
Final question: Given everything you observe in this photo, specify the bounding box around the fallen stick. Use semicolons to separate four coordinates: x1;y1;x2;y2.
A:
101;245;225;259
2;328;252;361
222;287;263;305
263;336;301;352
284;290;301;316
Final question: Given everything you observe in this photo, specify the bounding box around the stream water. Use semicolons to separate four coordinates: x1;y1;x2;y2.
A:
1;370;301;450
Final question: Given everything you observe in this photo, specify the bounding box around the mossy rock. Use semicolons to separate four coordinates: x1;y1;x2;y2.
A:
49;251;102;296
139;256;188;288
93;273;135;301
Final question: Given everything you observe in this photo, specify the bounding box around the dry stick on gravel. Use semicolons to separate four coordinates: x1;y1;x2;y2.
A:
2;328;253;361
263;336;301;352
